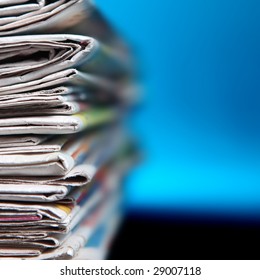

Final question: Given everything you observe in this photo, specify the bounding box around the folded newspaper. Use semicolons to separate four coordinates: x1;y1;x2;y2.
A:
0;1;94;36
0;87;90;117
0;129;126;202
0;107;117;135
0;34;126;88
0;135;50;148
0;131;101;176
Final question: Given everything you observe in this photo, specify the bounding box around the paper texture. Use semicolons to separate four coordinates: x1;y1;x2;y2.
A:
0;128;125;202
0;34;127;92
0;131;100;176
0;86;91;117
0;0;94;36
0;108;117;135
0;135;50;148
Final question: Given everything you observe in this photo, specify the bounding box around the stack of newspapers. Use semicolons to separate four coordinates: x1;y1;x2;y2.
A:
0;1;136;259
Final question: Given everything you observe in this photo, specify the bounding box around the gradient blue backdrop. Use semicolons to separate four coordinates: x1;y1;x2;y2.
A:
96;0;260;219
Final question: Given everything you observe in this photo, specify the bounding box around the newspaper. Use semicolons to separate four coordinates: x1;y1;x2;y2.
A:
0;184;71;203
0;153;112;203
0;0;94;36
0;135;66;155
0;107;117;135
0;128;124;202
0;86;92;117
0;131;100;176
0;34;127;91
0;135;50;148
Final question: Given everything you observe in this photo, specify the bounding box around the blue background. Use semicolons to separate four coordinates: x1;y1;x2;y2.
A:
96;0;260;219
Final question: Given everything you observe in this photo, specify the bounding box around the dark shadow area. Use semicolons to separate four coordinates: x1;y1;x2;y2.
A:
108;212;260;260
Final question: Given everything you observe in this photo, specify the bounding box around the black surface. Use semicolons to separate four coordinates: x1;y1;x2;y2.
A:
108;213;260;260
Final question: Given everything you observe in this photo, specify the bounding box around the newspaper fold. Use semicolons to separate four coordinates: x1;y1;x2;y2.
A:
0;131;100;176
0;135;50;148
0;107;117;135
0;184;71;203
0;86;92;117
0;0;94;36
0;34;126;94
0;135;66;155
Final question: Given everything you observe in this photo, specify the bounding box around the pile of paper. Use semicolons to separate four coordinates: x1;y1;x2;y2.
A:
0;0;136;259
